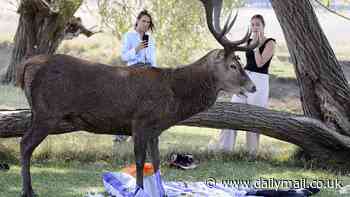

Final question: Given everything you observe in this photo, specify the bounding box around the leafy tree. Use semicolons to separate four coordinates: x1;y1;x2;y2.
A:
97;0;244;66
1;0;94;84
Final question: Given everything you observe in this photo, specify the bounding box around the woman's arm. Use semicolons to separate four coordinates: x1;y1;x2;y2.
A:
148;37;157;67
254;40;276;67
121;33;137;62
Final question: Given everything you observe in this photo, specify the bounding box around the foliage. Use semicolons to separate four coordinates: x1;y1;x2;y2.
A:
313;0;350;21
0;129;349;196
97;0;136;40
97;0;245;67
150;0;207;66
58;0;84;20
52;0;84;40
322;0;350;7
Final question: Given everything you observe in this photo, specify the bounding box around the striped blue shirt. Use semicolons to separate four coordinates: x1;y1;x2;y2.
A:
121;30;157;67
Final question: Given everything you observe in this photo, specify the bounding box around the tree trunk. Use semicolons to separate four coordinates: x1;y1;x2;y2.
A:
270;0;350;136
1;103;350;162
1;0;83;84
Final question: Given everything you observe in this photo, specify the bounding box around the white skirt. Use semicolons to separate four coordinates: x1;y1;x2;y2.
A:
231;70;269;108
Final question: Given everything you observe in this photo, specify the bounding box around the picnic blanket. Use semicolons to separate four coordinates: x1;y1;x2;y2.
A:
102;171;254;197
101;163;319;197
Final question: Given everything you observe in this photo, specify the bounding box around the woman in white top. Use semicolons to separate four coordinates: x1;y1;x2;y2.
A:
115;9;158;142
121;9;157;67
208;14;276;156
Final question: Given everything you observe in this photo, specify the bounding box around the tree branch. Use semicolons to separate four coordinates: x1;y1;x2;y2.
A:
17;0;59;15
63;17;101;40
37;0;59;14
314;0;350;21
1;102;350;159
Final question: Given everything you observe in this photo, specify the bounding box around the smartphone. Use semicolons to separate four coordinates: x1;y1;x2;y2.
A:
142;34;149;47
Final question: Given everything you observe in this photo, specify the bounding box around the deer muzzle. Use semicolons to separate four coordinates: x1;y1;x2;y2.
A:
240;71;256;93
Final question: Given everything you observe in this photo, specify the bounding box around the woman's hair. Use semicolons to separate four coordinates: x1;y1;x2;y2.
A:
251;14;265;27
135;9;155;32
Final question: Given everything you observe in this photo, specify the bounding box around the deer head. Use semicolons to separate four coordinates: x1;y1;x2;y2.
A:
200;0;257;94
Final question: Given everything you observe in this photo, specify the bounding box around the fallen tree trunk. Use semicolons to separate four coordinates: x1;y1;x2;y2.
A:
1;102;350;161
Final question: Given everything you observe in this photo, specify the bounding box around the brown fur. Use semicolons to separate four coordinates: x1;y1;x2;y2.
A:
16;55;49;89
17;51;255;197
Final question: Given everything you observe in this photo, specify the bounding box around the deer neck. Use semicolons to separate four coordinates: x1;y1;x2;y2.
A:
171;63;219;113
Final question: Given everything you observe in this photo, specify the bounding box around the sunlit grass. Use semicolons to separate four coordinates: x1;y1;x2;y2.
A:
1;123;348;196
57;33;123;66
1;34;350;196
0;84;28;109
270;57;296;79
0;33;13;43
1;156;349;197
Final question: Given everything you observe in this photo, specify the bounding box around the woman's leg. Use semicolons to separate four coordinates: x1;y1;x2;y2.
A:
246;72;269;156
208;94;247;152
246;132;260;156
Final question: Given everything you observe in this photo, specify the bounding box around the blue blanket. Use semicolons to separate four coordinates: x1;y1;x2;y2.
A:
102;171;258;197
102;171;319;197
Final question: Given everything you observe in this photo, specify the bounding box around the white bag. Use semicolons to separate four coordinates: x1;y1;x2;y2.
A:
102;170;165;197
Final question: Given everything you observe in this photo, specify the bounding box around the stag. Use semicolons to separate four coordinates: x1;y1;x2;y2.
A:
16;0;257;196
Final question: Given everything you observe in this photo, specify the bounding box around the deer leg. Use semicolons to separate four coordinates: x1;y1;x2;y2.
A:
148;137;166;197
20;117;58;197
133;133;147;190
148;137;160;173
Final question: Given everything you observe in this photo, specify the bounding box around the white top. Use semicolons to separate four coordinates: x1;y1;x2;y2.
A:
121;30;157;67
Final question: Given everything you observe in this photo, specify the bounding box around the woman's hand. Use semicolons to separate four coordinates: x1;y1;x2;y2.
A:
135;41;148;53
252;31;262;45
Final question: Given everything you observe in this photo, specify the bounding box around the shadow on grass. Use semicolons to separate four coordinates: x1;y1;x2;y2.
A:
1;158;348;197
0;162;115;197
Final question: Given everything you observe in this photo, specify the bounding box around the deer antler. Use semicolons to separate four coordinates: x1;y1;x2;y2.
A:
200;0;258;51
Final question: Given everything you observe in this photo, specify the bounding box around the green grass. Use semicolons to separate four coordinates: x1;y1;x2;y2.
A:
1;150;349;196
57;34;124;66
1;126;349;196
0;84;28;109
0;125;296;163
0;72;347;196
1;36;350;196
269;57;296;79
0;33;13;43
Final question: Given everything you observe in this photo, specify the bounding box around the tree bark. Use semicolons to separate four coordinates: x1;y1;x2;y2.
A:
1;103;350;162
1;0;89;84
270;0;350;136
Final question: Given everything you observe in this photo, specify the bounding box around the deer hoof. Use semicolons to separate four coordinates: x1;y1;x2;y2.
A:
21;190;38;197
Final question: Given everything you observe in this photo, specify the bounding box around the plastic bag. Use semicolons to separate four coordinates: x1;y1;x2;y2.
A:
102;163;165;197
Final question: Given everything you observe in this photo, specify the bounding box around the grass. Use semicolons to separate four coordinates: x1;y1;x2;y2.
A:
269;57;296;79
1;160;349;197
1;124;350;196
0;84;28;109
1;131;349;197
1;36;350;196
57;33;124;66
0;33;13;43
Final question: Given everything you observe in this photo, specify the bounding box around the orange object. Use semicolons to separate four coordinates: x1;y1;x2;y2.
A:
121;163;155;177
